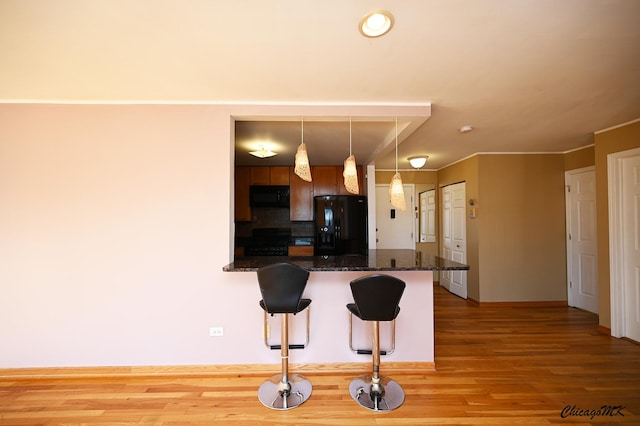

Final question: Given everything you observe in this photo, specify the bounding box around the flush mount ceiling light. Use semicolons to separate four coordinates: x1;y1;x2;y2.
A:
249;144;277;158
408;156;428;169
359;10;394;38
459;125;473;133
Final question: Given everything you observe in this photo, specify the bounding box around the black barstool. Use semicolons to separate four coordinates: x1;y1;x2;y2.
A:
346;274;406;411
257;262;312;410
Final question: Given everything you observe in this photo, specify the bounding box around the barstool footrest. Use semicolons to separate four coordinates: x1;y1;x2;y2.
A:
355;349;389;355
269;344;306;350
349;313;396;355
263;307;310;350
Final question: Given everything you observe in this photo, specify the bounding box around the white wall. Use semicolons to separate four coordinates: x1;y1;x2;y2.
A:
0;103;430;368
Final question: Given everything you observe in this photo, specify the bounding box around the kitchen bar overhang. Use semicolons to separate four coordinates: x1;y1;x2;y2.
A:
223;249;469;368
223;249;468;272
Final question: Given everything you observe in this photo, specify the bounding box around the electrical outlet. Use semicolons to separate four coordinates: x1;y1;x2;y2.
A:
209;327;224;337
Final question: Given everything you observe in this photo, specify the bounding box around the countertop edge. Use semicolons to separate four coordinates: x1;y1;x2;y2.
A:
222;250;470;272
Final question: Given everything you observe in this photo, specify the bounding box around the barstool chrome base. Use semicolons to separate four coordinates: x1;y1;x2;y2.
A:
258;373;312;410
349;374;404;411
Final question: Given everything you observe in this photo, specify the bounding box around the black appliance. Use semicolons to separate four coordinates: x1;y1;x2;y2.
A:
314;195;367;256
244;228;291;256
249;185;290;208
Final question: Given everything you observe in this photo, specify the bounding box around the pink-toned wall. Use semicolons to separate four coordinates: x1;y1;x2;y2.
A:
0;103;432;368
1;104;233;367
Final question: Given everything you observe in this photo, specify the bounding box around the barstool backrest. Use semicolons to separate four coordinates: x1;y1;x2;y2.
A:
257;263;310;314
350;274;405;321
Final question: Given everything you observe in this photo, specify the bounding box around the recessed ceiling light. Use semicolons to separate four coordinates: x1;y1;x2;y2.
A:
459;125;473;133
359;10;394;38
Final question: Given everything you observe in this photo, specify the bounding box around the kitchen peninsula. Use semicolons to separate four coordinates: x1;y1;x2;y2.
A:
223;249;469;368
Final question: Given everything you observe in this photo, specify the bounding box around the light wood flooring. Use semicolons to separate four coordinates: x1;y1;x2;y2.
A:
1;285;639;425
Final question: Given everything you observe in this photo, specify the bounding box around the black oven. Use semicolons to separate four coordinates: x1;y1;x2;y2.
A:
244;228;291;256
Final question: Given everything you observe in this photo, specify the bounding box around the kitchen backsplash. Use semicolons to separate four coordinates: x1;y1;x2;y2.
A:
235;207;314;238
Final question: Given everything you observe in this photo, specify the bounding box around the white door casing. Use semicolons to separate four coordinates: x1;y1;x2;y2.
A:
565;167;598;313
441;182;467;299
375;184;415;249
609;148;640;342
621;154;640;341
441;187;452;291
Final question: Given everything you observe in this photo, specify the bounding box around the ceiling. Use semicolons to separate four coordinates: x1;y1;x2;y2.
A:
2;0;639;169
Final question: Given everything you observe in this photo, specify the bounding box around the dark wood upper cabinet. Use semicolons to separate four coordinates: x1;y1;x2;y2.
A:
250;167;270;185
270;166;290;185
312;166;337;197
235;165;363;223
234;166;251;222
289;167;313;221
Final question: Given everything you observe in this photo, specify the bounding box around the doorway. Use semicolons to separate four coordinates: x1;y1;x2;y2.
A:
565;167;598;313
375;184;415;249
441;182;467;299
609;147;640;342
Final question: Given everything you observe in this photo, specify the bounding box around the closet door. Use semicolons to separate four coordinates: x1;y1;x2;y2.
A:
441;182;467;299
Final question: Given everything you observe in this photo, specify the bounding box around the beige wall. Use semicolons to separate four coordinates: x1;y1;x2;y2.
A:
378;123;636;317
564;146;595;171
477;154;567;302
435;154;567;303
594;120;640;329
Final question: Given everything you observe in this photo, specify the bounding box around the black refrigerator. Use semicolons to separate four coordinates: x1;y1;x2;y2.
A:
314;195;367;256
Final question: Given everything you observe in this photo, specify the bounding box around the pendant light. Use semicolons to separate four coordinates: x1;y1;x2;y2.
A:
389;117;406;211
294;117;312;182
343;118;359;194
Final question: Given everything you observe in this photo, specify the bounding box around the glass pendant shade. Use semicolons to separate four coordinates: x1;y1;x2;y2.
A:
294;142;312;182
389;172;406;211
389;117;406;210
343;154;359;194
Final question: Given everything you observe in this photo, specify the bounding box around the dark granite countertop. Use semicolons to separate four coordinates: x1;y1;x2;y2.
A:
222;249;470;272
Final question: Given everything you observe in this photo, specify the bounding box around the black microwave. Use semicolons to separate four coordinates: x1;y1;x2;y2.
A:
250;185;290;208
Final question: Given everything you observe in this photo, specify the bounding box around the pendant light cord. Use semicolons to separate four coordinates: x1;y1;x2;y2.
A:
395;117;398;173
349;117;352;155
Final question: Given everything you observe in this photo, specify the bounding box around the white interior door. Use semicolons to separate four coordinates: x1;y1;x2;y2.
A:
621;154;640;341
420;189;436;243
609;148;640;342
375;184;414;249
565;168;598;313
441;187;452;291
441;182;467;299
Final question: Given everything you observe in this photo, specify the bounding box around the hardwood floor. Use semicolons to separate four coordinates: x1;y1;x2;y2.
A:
1;285;639;425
